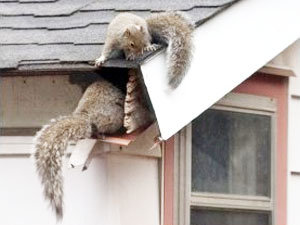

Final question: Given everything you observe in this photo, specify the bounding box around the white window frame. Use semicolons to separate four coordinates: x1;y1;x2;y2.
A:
173;92;277;225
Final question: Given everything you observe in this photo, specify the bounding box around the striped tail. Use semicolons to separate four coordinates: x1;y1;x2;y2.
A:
34;115;92;220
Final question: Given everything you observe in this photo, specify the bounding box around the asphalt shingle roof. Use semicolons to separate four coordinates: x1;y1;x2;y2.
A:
0;0;238;71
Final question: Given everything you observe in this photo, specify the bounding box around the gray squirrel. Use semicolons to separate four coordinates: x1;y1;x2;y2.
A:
34;11;194;221
95;11;195;89
34;79;124;220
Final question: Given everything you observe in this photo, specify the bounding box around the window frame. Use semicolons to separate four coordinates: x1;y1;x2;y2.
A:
174;92;277;225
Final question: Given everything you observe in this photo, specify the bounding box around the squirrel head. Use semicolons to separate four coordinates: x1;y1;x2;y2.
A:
122;25;148;56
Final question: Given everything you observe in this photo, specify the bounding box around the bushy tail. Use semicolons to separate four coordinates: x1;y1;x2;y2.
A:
34;115;92;220
147;11;195;89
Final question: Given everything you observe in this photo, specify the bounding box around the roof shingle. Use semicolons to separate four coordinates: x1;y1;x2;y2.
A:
0;0;239;70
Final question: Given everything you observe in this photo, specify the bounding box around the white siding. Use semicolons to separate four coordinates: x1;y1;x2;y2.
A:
288;79;300;225
283;40;300;225
0;141;160;225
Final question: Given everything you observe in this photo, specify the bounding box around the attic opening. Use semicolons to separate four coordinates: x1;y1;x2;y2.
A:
0;67;155;139
70;67;130;95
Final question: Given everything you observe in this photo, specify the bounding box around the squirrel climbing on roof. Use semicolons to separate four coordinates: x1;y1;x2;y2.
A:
33;79;124;220
95;11;195;89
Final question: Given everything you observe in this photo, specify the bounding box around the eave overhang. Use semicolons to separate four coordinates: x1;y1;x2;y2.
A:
141;0;300;140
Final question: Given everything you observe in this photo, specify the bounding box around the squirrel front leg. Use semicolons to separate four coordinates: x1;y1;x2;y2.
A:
144;43;160;52
124;50;136;61
95;40;115;67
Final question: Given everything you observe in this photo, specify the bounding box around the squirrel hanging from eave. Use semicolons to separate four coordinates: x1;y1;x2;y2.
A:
95;11;195;89
34;11;194;221
34;79;125;220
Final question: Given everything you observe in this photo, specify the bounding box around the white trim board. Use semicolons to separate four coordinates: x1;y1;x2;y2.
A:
141;0;300;140
259;64;296;77
0;136;76;155
0;125;162;158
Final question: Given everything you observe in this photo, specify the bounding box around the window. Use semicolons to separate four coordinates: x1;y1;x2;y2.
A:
174;93;276;225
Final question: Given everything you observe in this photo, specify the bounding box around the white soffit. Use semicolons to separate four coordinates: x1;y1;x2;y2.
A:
141;0;300;140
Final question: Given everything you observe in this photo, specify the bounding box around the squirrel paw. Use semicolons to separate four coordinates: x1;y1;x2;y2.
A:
126;54;136;61
144;44;160;52
95;56;106;67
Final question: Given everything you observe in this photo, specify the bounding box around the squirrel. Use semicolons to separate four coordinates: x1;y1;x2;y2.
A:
33;79;125;220
95;13;158;63
95;11;195;89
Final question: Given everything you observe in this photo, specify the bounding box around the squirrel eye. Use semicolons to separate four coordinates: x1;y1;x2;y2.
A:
130;42;135;47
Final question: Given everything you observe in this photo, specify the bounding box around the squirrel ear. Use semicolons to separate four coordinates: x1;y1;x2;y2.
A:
136;25;144;32
123;28;131;37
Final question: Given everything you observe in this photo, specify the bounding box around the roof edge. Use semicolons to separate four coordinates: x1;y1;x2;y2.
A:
0;60;140;76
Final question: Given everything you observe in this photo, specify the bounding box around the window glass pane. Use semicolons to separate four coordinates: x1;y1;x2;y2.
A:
191;208;270;225
192;109;271;196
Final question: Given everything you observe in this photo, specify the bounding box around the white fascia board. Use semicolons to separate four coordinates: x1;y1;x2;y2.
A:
141;0;300;140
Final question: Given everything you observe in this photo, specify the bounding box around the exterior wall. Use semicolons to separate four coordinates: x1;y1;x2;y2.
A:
164;73;288;225
287;75;300;225
0;73;160;225
0;75;82;128
270;39;300;225
0;152;160;225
